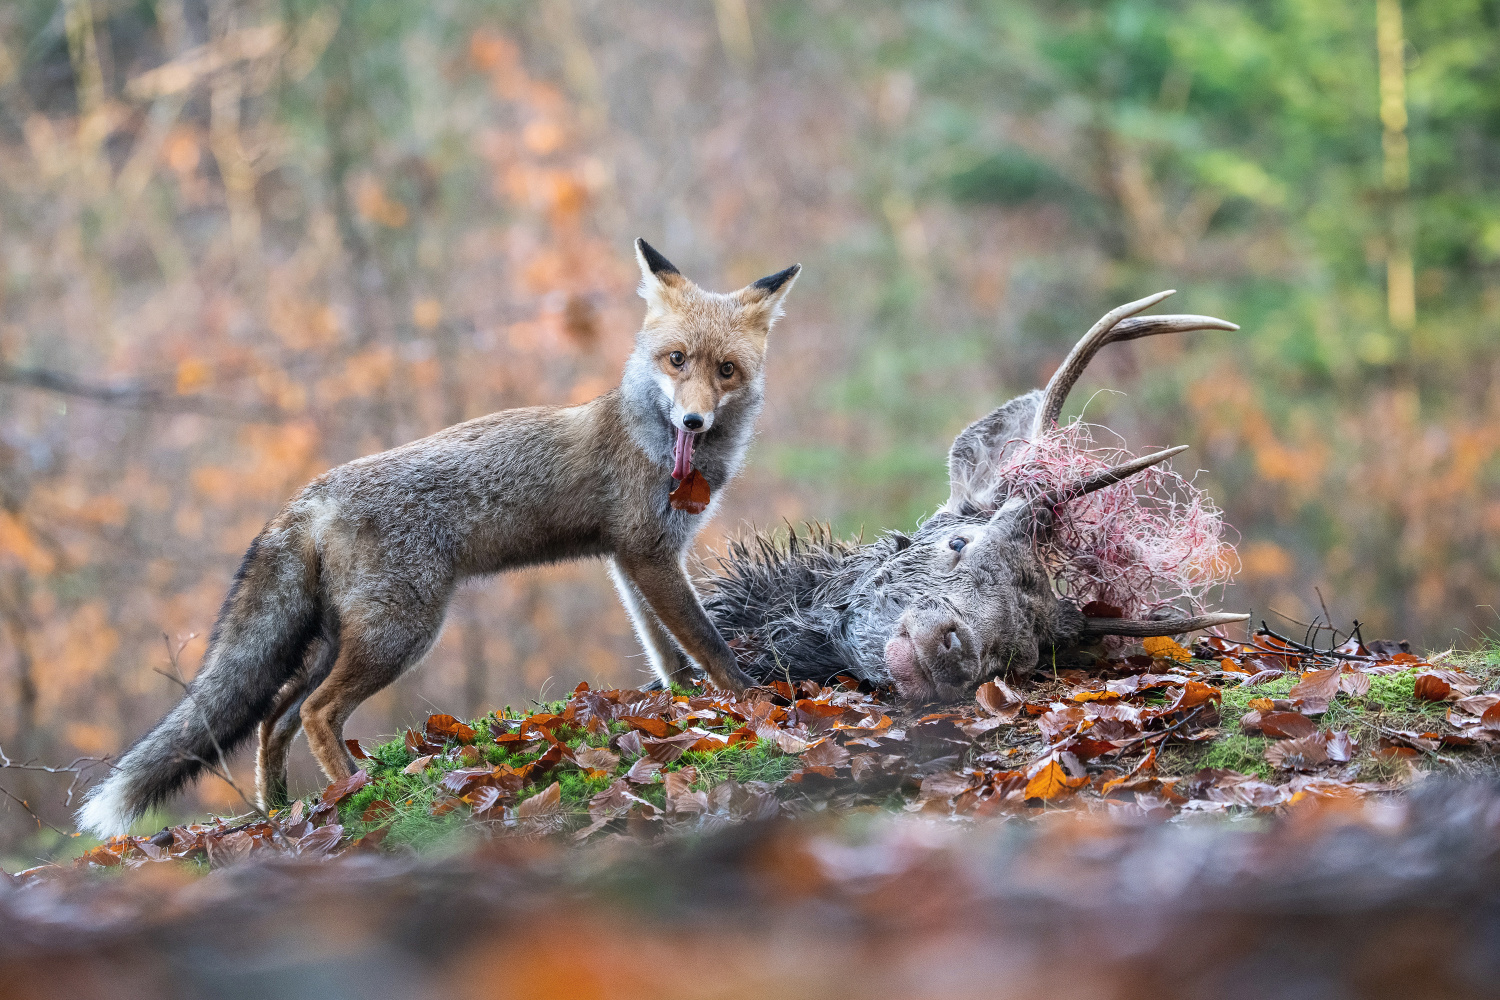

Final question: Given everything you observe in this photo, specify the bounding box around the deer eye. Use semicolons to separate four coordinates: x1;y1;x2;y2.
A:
669;351;685;367
719;361;735;378
949;537;967;553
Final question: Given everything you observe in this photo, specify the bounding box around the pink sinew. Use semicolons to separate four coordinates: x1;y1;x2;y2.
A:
997;421;1239;620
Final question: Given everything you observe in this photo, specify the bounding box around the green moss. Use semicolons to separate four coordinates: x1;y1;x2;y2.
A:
680;741;799;786
1203;734;1272;778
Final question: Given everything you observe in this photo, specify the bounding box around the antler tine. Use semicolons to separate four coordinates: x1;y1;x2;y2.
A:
1034;445;1189;511
1030;290;1175;440
1029;294;1240;440
1080;612;1250;638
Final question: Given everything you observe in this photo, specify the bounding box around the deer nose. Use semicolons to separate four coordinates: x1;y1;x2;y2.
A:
682;413;704;431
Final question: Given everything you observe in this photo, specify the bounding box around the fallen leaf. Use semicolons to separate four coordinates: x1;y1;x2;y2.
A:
1414;673;1452;702
619;716;680;739
516;781;561;820
1265;733;1329;771
1289;668;1341;705
1024;758;1088;802
345;740;370;760
1325;730;1358;763
801;740;850;769
402;754;435;775
669;469;711;514
975;679;1025;719
424;714;476;745
574;746;620;771
1258;711;1317;740
1143;636;1192;662
919;770;974;801
320;770;369;806
1333;672;1369;697
626;757;663;783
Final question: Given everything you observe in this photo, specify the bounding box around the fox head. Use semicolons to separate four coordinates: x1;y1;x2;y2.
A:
632;238;799;436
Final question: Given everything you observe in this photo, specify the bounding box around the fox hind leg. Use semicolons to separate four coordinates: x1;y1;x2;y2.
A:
255;634;338;809
300;604;447;783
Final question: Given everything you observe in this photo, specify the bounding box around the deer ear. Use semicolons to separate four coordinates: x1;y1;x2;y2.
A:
735;263;801;329
635;238;687;311
944;389;1041;514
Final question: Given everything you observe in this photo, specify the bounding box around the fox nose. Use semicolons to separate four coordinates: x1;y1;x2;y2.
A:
682;413;704;431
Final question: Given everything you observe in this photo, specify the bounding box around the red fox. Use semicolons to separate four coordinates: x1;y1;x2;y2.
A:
76;240;799;836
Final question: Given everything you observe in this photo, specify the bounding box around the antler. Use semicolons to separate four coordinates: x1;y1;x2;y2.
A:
1029;291;1240;439
1080;612;1250;638
1032;445;1189;511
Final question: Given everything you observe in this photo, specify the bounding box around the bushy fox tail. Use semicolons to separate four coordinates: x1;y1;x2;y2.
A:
76;524;322;837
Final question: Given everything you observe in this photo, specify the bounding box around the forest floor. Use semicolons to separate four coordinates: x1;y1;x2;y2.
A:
3;634;1500;997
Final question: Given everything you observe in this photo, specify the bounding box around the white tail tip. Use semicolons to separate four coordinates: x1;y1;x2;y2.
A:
75;777;135;838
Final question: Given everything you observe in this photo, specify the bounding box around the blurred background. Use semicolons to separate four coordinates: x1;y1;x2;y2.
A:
1;0;1497;850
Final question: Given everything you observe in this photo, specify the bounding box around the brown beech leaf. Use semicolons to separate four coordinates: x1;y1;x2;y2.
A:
294;824;344;857
1265;733;1329;771
1338;671;1372;697
1413;673;1452;702
345;739;370;760
919;770;974;801
626;757;663;783
619;716;679;739
1258;711;1317;740
801;740;850;769
516;781;561;820
1289;668;1341;705
574;746;620;772
1168;680;1221;711
360;799;396;823
664;768;707;815
975;679;1025;720
424;714;476;745
1483;703;1500;732
669;469;711;514
402;754;435;775
465;785;501;816
1454;693;1500;718
320;769;369;806
1024;758;1089;802
1325;730;1358;763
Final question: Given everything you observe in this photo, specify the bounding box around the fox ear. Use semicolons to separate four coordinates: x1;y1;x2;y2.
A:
736;263;801;328
635;238;687;311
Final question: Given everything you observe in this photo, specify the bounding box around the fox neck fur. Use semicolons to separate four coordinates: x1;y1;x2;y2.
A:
74;239;800;838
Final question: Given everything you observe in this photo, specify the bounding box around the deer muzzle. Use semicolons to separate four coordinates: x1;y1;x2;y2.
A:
885;612;979;701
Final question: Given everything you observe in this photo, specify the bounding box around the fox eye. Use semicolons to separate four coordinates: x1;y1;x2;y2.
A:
669;351;685;367
719;361;735;378
949;537;967;553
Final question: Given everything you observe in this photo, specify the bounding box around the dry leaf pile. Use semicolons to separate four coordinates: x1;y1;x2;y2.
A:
34;632;1499;879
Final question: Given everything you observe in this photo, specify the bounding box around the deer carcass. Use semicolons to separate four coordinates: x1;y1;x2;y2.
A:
703;291;1248;700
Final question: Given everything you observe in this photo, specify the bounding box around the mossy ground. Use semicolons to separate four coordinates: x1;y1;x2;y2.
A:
1156;650;1500;782
326;699;802;850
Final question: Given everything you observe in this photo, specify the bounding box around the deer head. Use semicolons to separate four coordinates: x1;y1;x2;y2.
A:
853;291;1248;700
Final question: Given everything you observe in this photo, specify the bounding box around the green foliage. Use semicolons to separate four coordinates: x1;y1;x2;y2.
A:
1203;734;1272;779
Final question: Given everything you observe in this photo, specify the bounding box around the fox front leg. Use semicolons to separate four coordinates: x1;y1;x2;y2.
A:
616;555;753;694
609;560;696;689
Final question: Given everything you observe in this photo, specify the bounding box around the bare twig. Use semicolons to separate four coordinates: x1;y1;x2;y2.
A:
0;784;72;837
1256;623;1372;662
153;633;269;822
0;363;283;422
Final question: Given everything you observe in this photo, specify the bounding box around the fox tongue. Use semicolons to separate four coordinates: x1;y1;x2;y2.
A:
671;428;695;481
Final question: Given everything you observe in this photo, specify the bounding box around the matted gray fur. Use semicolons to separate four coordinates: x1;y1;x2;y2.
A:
701;292;1248;701
76;239;800;836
